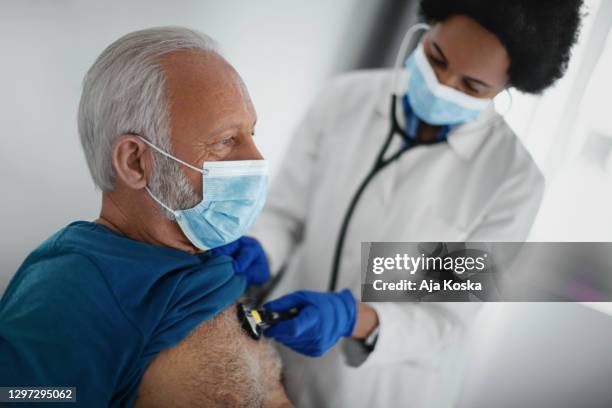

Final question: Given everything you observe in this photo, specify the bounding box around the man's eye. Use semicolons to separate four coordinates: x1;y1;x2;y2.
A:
218;136;235;146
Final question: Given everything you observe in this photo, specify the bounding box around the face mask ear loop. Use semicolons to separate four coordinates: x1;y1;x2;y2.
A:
145;186;179;217
390;23;430;97
136;135;204;174
134;136;193;217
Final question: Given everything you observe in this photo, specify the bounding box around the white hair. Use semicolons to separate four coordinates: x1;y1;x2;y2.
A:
78;26;220;216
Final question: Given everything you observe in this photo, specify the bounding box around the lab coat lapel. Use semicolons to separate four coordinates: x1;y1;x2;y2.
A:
375;83;500;162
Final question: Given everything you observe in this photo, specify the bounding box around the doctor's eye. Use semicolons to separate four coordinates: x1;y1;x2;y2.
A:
462;79;480;94
430;56;447;69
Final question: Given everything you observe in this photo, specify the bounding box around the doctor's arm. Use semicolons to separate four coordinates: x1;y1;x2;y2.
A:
353;162;546;367
264;154;545;361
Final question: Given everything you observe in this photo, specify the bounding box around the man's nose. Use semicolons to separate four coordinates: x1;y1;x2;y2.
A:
234;135;264;161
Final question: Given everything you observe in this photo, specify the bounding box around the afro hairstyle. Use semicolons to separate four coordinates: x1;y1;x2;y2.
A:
419;0;584;93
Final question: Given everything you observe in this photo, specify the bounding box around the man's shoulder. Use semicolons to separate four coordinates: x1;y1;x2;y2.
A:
1;224;114;315
0;227;141;355
18;248;101;285
2;249;105;313
12;224;103;285
0;227;142;407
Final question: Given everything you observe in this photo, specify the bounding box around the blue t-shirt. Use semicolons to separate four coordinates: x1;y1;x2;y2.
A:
0;221;246;407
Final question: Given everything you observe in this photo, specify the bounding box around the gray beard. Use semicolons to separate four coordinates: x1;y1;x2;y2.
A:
148;152;201;220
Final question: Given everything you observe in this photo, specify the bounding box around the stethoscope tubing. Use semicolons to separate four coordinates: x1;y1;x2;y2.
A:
328;94;422;292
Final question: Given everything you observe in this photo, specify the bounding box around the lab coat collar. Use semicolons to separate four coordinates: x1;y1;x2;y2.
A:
375;70;500;161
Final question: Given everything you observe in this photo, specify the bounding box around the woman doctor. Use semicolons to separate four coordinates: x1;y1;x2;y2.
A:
217;0;584;406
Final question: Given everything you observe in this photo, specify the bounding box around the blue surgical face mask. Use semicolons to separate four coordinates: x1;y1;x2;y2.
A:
138;137;268;251
405;41;491;125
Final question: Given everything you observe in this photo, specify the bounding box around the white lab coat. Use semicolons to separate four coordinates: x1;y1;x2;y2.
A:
249;69;544;408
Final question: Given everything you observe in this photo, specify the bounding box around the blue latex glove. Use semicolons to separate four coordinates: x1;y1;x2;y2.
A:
209;236;270;286
263;289;357;357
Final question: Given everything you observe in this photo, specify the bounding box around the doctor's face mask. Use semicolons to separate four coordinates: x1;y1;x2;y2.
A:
138;136;268;251
405;41;491;126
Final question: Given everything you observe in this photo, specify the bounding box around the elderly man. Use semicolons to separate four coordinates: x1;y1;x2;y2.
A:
0;27;291;407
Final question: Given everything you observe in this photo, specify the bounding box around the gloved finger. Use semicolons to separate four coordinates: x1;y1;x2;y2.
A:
263;292;306;312
209;239;241;257
263;306;319;339
268;306;319;340
233;243;260;272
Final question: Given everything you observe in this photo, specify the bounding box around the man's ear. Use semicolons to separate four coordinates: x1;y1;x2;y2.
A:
111;134;151;190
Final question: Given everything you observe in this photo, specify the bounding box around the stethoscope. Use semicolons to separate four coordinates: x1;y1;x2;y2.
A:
251;23;507;298
328;23;432;292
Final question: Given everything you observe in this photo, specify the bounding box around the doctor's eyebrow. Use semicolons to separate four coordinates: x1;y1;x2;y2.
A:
431;41;448;64
464;75;491;88
431;40;492;88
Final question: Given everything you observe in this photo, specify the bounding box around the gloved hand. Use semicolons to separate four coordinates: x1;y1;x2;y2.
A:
209;236;270;286
263;289;357;357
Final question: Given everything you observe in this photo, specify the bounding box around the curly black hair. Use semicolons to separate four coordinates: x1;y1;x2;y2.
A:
420;0;584;94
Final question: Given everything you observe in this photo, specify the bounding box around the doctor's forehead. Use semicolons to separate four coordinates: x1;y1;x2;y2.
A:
427;15;510;87
160;50;256;143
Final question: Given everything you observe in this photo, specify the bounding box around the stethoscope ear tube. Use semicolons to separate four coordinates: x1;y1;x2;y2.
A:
328;95;420;292
328;23;431;292
390;23;430;97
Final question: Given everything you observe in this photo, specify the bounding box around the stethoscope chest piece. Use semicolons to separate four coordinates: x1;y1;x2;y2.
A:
237;302;299;340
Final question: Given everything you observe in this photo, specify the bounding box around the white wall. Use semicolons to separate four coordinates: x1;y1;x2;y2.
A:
0;0;363;292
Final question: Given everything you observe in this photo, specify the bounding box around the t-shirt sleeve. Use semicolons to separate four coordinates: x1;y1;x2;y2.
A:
0;252;142;407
